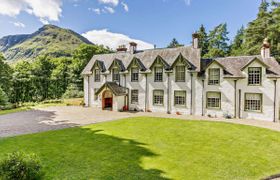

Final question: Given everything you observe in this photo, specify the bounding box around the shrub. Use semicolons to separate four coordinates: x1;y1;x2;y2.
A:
62;84;83;99
0;152;43;180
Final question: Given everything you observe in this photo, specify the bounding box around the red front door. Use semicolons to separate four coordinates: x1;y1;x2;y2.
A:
104;98;113;109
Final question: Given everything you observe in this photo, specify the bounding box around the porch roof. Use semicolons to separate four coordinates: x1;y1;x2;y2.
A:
95;82;128;96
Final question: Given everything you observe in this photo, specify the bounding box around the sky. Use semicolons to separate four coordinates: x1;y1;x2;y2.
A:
0;0;262;50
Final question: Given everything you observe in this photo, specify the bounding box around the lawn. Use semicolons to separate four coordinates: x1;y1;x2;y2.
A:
0;98;83;115
1;117;280;179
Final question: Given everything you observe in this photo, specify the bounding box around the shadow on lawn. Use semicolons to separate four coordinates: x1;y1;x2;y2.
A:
32;127;169;179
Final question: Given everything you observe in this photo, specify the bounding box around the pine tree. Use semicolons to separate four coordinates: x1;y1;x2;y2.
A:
230;26;245;56
167;38;183;48
204;23;230;58
243;0;272;55
268;1;280;59
196;24;209;57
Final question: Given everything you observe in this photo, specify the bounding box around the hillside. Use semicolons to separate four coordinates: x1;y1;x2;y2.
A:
0;25;93;62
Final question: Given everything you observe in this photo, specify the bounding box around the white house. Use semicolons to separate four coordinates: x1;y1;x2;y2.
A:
82;35;280;122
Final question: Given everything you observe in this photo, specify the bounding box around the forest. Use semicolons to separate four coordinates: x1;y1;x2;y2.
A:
0;0;280;110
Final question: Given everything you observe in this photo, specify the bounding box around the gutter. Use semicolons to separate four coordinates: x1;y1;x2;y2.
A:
202;79;205;116
190;72;193;115
88;75;90;107
145;74;148;112
167;73;171;114
234;80;238;118
274;80;277;123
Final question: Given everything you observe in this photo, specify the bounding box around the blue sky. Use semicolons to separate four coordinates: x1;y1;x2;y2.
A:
0;0;261;49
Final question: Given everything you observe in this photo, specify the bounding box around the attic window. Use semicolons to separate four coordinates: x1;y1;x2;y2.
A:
94;69;100;82
154;66;163;82
208;68;220;85
131;67;139;82
112;68;120;82
248;67;261;85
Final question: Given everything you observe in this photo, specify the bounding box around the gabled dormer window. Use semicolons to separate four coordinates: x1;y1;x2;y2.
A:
175;65;185;82
131;67;139;82
94;69;101;82
208;68;220;85
248;67;261;85
154;66;163;82
112;68;120;82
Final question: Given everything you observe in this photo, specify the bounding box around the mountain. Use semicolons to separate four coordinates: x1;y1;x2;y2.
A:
0;25;93;62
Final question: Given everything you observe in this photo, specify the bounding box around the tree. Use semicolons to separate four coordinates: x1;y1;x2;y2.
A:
243;0;272;55
230;26;245;56
204;23;230;58
167;38;183;48
0;87;8;107
0;54;12;96
70;44;111;89
32;56;55;101
196;25;209;57
268;1;280;59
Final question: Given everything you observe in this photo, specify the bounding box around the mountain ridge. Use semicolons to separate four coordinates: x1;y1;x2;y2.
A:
0;25;93;62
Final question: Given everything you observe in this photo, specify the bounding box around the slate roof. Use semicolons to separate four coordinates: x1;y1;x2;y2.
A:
82;46;201;75
95;82;128;96
82;45;280;78
201;55;280;78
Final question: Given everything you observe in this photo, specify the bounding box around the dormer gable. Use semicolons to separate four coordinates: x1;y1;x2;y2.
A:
149;56;171;70
108;59;126;72
127;57;146;71
171;53;195;70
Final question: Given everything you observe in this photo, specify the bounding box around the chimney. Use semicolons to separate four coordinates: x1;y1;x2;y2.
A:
129;42;137;54
192;33;199;49
261;38;270;58
117;45;127;52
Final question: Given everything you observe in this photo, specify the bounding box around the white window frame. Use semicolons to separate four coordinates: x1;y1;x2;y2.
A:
94;69;101;82
174;91;186;106
175;65;185;82
153;90;164;106
154;66;163;82
131;67;139;82
112;68;120;82
208;68;220;85
248;67;261;86
131;90;139;104
245;93;262;112
206;92;221;109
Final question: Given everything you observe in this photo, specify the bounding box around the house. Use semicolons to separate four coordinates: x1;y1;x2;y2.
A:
82;35;280;122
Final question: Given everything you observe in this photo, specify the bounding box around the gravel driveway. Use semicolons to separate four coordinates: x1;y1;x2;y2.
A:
0;106;138;137
1;106;280;137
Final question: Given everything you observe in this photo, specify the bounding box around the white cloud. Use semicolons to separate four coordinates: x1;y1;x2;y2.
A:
104;6;115;14
0;0;62;23
98;0;119;6
121;2;129;12
185;0;191;5
82;29;154;50
10;21;25;28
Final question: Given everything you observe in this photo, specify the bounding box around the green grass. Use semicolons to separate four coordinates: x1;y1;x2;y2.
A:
1;117;280;179
0;98;83;115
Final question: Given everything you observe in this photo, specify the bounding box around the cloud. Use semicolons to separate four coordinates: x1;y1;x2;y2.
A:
10;21;25;28
0;0;62;23
185;0;191;5
98;0;119;7
104;6;115;14
121;2;129;12
82;29;154;50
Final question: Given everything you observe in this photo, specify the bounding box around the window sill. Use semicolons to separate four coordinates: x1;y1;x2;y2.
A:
244;110;262;113
206;107;221;111
174;105;187;108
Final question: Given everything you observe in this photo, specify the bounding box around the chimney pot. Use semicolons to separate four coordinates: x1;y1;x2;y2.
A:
261;38;270;58
192;33;199;49
117;45;127;52
129;42;137;54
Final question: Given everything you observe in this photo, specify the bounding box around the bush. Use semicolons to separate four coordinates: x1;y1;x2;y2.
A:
0;152;43;180
62;84;83;99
